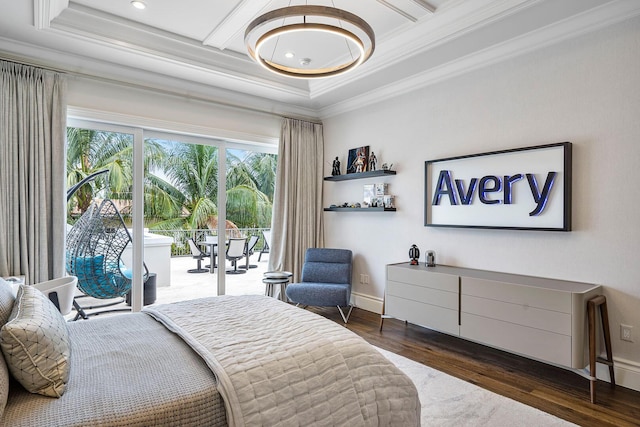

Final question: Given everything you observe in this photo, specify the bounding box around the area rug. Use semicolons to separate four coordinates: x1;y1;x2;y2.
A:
375;347;577;426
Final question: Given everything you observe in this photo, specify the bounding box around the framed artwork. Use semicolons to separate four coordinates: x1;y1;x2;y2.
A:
424;142;572;231
347;145;369;174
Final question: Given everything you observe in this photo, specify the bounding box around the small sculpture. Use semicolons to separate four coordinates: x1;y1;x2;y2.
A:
352;151;366;173
368;151;377;171
332;157;341;176
409;244;420;265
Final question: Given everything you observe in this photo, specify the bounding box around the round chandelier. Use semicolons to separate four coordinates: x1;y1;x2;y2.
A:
245;6;375;79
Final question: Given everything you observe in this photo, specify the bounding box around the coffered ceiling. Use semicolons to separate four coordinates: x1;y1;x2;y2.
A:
0;0;638;119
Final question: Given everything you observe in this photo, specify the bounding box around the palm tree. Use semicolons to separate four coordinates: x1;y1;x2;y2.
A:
67;130;277;233
66;128;181;222
150;143;275;232
66;128;132;216
156;142;219;231
226;151;275;228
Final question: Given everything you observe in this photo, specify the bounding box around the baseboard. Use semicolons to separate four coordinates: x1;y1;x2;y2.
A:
596;357;640;393
351;291;383;314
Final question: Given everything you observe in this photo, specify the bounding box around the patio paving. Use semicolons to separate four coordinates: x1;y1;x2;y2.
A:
65;252;272;320
155;252;270;304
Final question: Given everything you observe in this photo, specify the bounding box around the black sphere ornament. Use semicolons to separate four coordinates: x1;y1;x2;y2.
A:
409;244;420;265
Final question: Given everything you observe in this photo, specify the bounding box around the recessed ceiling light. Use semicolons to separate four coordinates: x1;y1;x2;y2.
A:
131;1;146;10
284;52;295;59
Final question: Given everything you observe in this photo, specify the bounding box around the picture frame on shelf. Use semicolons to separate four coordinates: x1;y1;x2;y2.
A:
363;184;375;206
347;145;369;174
375;183;388;196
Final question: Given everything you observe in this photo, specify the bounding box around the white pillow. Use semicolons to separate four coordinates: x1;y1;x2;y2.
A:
0;278;14;325
1;284;71;398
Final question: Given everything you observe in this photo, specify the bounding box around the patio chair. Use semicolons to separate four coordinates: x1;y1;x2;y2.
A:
258;229;271;261
66;170;150;320
285;248;354;323
226;238;247;275
240;235;260;269
187;238;209;273
66;198;149;320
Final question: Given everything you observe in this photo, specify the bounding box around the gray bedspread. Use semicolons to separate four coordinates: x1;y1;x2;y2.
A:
2;312;226;427
144;295;420;427
3;295;420;427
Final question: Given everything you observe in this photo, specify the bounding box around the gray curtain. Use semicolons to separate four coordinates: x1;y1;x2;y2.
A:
0;60;67;284
268;117;324;282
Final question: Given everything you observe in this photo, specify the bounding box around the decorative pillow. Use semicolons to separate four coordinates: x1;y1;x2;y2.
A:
0;279;15;416
1;284;71;398
0;278;15;326
0;351;8;417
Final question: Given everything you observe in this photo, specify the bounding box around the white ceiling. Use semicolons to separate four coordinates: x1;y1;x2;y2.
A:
0;0;638;119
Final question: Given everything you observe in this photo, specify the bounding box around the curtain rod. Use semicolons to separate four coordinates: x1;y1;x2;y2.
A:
0;53;322;125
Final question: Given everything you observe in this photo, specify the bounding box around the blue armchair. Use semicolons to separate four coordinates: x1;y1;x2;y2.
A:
285;248;354;323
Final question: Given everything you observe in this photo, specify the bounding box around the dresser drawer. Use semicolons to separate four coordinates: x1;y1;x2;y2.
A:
387;265;458;293
386;294;459;335
462;277;571;313
460;313;572;367
387;280;458;310
462;294;571;335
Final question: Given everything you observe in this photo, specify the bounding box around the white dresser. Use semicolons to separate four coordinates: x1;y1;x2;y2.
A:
384;263;601;369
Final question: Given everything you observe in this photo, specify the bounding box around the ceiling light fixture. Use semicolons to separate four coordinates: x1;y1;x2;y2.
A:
130;1;146;10
245;6;375;79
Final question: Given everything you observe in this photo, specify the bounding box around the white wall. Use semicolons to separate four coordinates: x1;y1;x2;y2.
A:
323;17;640;390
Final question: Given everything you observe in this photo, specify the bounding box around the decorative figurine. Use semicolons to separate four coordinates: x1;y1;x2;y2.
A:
409;244;420;265
352;151;366;173
381;163;393;171
331;157;341;176
425;250;436;267
368;151;377;171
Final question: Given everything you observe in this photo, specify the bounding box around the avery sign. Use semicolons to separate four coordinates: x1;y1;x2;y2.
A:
425;143;571;231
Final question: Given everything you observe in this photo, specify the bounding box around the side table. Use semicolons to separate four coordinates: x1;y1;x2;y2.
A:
263;271;292;302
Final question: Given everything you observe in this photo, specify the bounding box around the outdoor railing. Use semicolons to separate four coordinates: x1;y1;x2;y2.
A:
149;227;269;257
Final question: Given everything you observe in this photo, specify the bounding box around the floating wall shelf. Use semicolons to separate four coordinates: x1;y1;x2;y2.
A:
324;169;397;213
324;207;396;212
323;170;396;181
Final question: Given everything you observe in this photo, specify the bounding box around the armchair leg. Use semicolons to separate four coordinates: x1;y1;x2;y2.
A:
337;305;354;324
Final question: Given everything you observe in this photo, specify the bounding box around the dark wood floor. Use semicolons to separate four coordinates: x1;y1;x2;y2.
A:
308;306;640;427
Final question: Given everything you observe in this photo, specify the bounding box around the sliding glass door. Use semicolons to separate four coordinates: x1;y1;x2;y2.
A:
143;132;225;301
66;120;277;309
66;121;145;311
224;146;277;295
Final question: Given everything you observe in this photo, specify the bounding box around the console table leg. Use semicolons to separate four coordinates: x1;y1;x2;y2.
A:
379;296;385;331
587;295;615;404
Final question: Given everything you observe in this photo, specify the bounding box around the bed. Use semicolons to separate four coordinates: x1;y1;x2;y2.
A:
0;281;420;426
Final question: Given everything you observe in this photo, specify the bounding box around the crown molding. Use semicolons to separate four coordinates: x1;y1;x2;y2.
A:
203;0;270;50
34;0;68;30
309;0;535;99
318;0;640;119
47;3;312;100
0;37;320;121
